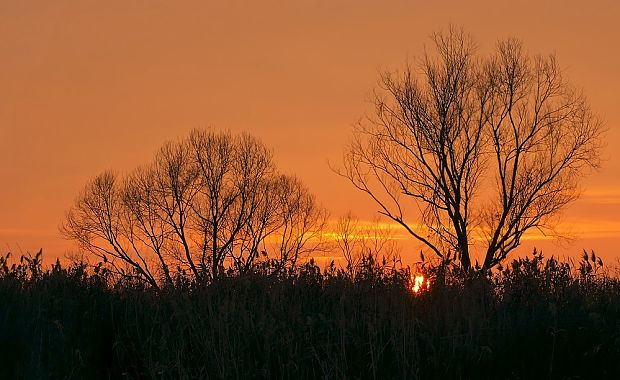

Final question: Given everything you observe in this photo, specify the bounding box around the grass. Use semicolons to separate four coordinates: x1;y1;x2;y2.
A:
1;250;620;379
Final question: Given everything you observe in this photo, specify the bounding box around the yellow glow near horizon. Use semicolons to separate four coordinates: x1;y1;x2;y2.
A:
320;216;620;243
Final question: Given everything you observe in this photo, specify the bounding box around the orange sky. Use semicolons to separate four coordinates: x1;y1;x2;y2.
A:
1;0;619;266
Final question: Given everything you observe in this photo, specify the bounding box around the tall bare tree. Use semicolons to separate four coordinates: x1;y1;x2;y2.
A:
62;129;326;285
341;27;603;270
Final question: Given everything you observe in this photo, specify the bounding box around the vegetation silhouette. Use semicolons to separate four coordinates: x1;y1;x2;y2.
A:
1;249;620;379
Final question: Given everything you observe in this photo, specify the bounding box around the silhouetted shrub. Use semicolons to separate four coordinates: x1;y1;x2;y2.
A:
1;250;619;379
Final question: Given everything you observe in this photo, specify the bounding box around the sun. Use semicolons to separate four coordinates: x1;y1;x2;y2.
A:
410;274;429;294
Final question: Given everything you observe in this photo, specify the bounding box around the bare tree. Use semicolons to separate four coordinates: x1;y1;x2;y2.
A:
62;129;326;285
333;213;400;279
340;27;603;271
270;175;328;272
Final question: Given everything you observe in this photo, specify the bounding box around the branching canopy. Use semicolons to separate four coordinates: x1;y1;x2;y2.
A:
62;130;327;286
341;27;603;270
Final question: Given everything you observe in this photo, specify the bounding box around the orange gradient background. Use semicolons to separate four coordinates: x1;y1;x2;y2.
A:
1;1;619;265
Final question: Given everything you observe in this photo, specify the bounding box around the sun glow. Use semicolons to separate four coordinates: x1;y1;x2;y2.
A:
410;274;429;294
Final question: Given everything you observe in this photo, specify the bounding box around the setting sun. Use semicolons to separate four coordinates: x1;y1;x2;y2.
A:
410;274;429;294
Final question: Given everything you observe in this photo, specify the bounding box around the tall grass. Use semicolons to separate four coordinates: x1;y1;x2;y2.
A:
1;250;619;379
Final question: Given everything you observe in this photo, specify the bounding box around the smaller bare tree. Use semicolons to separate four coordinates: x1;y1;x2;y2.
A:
270;175;329;272
62;129;327;286
333;213;400;279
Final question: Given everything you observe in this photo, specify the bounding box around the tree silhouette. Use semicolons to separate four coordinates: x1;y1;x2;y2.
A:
333;213;400;279
62;129;327;286
341;27;603;270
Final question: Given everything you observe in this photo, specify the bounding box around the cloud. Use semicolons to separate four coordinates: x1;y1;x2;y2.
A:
579;188;620;205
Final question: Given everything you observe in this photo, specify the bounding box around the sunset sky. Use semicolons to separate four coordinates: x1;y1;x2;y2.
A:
2;0;619;265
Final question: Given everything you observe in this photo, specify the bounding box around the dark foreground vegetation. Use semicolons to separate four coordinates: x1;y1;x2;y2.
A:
1;250;620;379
